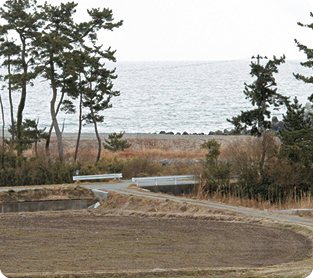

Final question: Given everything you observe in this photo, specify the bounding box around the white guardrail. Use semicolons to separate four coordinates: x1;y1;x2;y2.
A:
132;175;197;186
73;173;122;181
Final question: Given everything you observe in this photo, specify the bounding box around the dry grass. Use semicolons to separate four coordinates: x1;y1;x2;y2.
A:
33;135;251;162
0;186;97;202
196;185;273;210
93;192;262;223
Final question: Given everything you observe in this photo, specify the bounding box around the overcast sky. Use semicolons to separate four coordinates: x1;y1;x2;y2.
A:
17;0;313;61
68;0;313;61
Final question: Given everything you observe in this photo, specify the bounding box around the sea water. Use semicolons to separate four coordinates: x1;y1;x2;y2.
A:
1;60;312;134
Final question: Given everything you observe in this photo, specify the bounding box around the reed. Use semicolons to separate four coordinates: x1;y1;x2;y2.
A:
197;181;313;210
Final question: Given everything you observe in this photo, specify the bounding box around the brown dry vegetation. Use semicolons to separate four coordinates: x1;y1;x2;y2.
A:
0;186;97;202
31;135;249;161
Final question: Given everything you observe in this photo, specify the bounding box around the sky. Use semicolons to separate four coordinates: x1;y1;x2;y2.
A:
4;0;313;61
73;0;313;61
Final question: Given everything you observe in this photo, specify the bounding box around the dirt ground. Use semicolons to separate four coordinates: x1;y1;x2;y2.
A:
0;186;97;202
0;208;311;277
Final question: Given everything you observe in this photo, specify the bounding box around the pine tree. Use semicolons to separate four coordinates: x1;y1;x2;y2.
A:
294;12;313;101
228;55;288;135
279;97;313;166
81;45;120;162
23;119;48;157
34;2;122;162
0;37;20;148
0;0;41;155
103;132;131;152
32;2;80;162
283;12;313;167
7;119;47;154
227;55;288;178
282;97;311;131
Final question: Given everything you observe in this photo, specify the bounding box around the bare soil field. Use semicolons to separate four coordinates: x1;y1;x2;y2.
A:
0;195;312;278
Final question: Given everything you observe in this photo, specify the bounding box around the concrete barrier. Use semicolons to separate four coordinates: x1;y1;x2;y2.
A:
0;199;97;213
91;189;110;201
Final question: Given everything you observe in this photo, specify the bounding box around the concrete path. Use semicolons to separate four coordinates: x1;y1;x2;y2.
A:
85;180;313;229
83;181;133;191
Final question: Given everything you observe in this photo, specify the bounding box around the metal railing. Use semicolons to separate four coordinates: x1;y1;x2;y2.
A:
73;173;122;181
132;175;197;186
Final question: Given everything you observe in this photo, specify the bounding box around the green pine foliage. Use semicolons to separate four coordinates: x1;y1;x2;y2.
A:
201;139;221;168
282;97;311;131
294;12;313;101
280;128;313;166
103;132;131;152
7;119;47;154
227;55;288;136
279;97;313;166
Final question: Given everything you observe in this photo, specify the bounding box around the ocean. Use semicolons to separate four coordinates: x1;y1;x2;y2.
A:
1;60;313;134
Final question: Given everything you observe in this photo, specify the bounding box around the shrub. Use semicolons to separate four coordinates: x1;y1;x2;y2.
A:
200;139;231;196
122;156;161;179
103;132;131;152
106;156;125;174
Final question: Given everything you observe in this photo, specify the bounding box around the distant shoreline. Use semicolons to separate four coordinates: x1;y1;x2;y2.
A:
1;130;233;140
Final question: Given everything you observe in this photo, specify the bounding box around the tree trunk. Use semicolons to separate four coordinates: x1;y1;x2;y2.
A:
90;104;101;162
259;93;267;180
0;94;4;151
45;90;65;152
34;119;38;158
8;56;14;148
74;92;83;161
0;94;5;167
50;58;65;162
260;133;266;180
16;37;27;156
